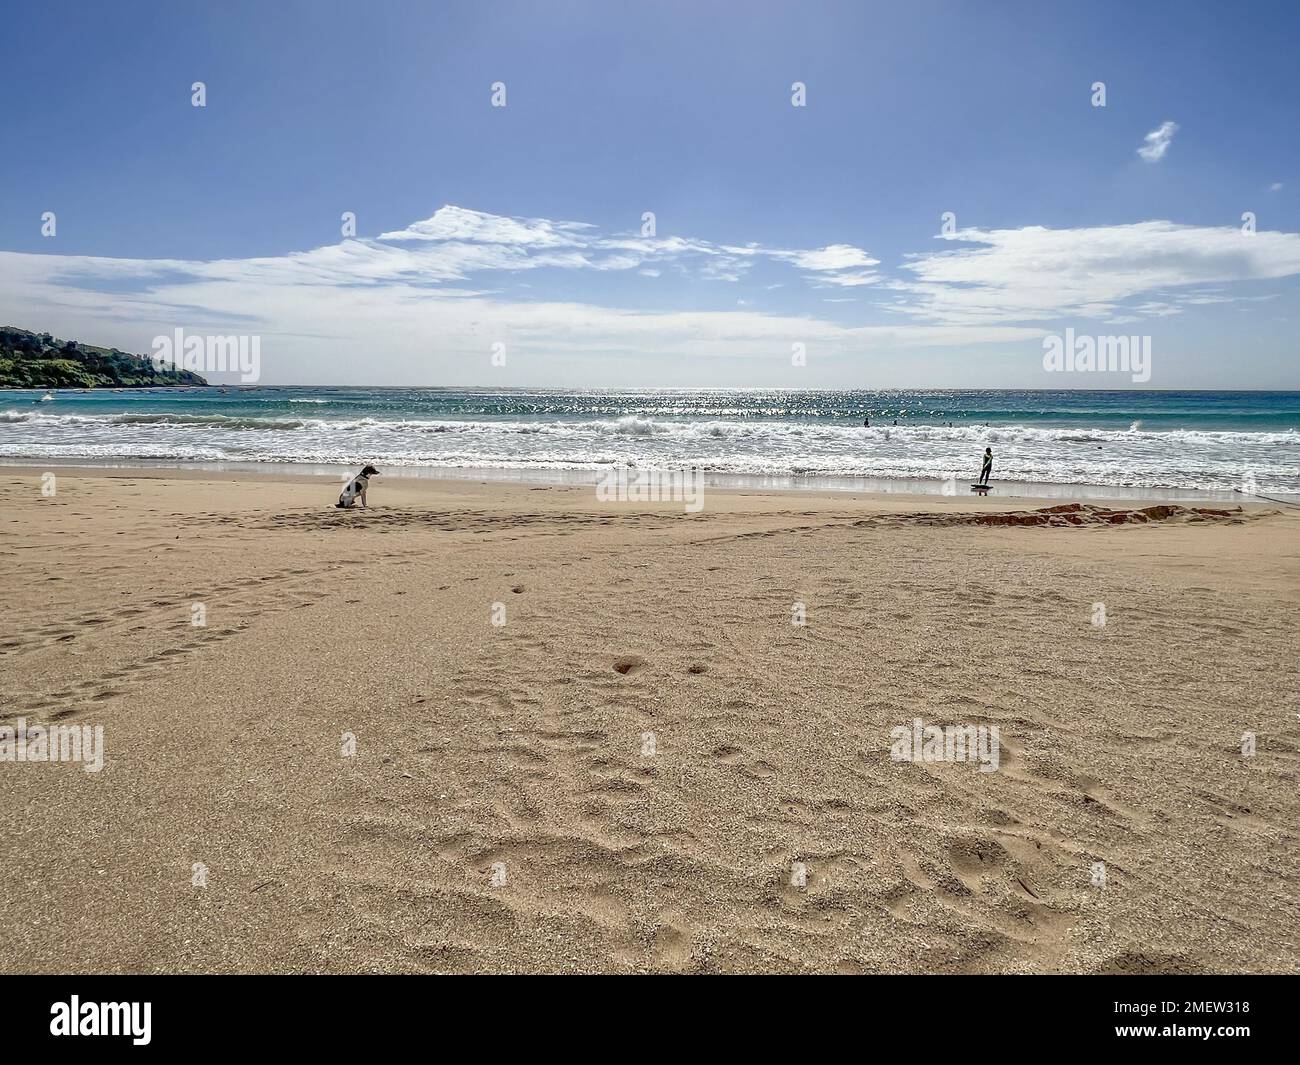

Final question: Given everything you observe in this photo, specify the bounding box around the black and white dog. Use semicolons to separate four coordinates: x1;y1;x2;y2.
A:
336;465;379;509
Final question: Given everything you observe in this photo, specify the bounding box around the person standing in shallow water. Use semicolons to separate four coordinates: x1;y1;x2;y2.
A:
978;447;993;486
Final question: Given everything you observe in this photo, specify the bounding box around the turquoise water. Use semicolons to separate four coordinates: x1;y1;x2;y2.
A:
3;387;1299;493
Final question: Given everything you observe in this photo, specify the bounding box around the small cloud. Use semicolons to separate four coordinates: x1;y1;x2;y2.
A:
1270;182;1284;192
1133;301;1180;317
639;268;661;277
812;271;881;288
1137;121;1178;162
767;243;881;287
786;244;878;272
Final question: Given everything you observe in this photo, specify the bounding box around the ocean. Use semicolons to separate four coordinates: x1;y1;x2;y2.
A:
3;387;1298;498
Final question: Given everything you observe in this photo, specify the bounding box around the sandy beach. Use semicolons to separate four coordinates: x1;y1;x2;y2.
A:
1;466;1297;974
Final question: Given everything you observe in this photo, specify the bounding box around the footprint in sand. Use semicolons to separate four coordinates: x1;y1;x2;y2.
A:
649;917;695;971
712;744;777;779
612;655;646;676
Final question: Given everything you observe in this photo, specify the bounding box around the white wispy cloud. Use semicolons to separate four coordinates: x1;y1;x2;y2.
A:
378;206;591;246
1137;120;1179;162
0;206;1029;384
380;206;882;288
0;205;893;335
767;243;882;286
2;206;1297;384
893;220;1300;324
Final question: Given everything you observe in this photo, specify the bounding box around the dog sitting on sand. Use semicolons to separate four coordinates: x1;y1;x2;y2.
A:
336;465;379;509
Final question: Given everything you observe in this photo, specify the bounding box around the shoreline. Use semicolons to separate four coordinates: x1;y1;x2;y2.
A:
0;456;1284;505
6;383;1300;394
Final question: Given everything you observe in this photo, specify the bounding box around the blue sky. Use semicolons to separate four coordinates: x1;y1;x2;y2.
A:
2;0;1298;387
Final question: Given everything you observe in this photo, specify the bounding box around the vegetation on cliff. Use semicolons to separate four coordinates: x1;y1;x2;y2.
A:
0;327;208;388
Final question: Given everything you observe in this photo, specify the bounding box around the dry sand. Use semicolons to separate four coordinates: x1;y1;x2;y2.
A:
1;467;1297;974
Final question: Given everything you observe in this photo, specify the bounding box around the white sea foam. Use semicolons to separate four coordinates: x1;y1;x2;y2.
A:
2;408;1297;493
